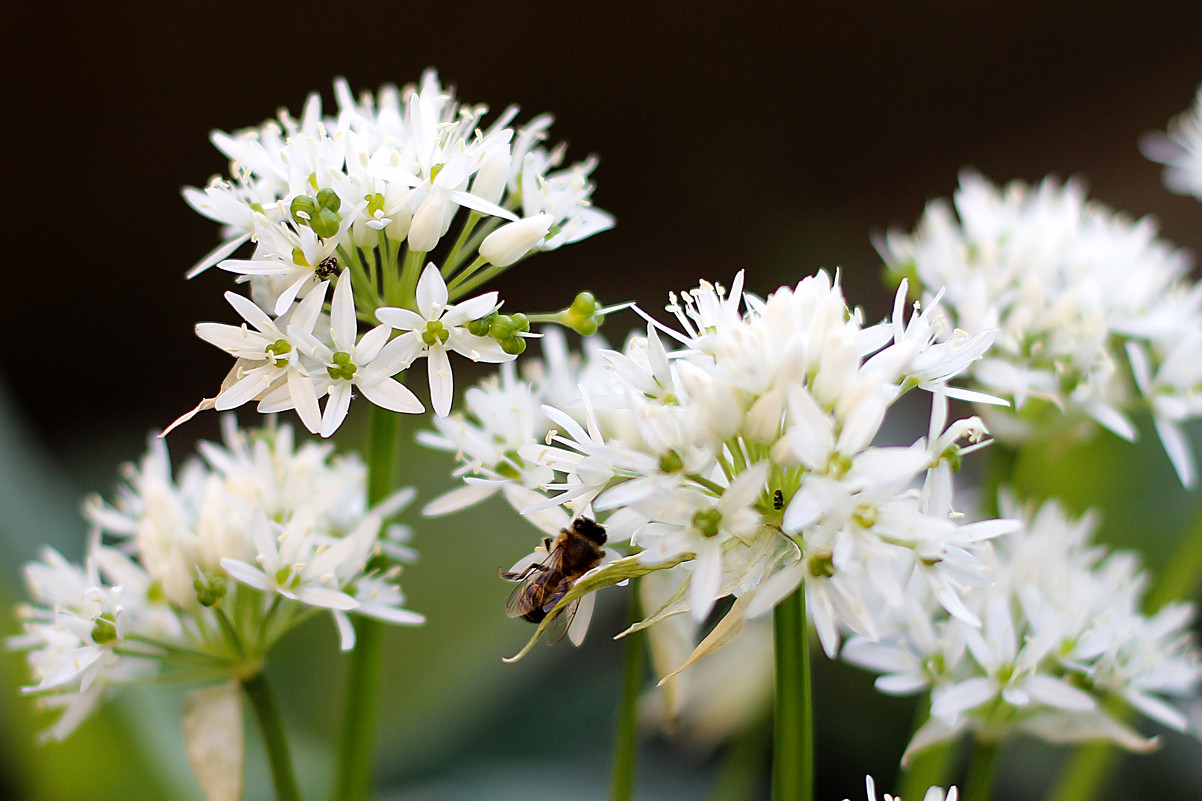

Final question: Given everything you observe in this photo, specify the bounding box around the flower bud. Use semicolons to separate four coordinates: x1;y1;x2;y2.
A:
479;214;553;267
408;195;446;253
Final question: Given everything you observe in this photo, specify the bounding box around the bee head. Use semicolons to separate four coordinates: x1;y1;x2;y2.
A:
571;517;607;546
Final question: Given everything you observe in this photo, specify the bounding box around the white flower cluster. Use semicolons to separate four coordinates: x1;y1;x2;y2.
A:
1143;86;1202;200
11;418;423;741
175;70;612;436
879;173;1202;485
429;271;1015;664
842;495;1201;761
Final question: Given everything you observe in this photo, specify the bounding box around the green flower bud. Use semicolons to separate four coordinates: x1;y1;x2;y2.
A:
290;190;343;239
490;315;520;340
559;291;605;335
570;291;599;317
500;337;527;356
468;312;498;337
194;575;228;608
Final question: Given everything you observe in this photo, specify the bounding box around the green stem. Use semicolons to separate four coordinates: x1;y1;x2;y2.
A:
445;255;491;295
331;405;398;801
611;583;646;801
772;586;812;801
243;671;302;801
962;737;999;801
896;696;953;801
446;257;520;300
395;248;425;309
441;210;483;278
1043;740;1113;801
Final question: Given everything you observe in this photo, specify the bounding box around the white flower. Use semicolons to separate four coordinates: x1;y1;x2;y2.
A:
192;282;328;434
375;264;514;416
287;271;423;436
176;70;613;435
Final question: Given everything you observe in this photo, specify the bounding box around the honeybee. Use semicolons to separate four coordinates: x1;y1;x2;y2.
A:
499;517;607;644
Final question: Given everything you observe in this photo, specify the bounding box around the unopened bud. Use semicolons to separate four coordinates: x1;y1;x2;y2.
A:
194;574;228;608
479;214;553;267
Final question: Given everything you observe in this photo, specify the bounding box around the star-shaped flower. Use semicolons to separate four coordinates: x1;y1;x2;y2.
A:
375;264;514;416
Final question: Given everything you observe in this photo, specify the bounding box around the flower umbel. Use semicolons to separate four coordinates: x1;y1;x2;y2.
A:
172;70;612;436
879;172;1202;485
432;270;1014;669
11;417;423;740
842;494;1202;761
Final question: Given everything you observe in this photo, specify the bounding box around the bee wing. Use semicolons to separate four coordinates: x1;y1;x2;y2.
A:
504;575;540;618
544;598;580;645
502;547;563;619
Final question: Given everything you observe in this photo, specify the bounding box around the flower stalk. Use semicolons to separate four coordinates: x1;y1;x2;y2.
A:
332;404;399;801
243;671;301;801
610;583;646;801
772;586;812;801
962;737;1000;801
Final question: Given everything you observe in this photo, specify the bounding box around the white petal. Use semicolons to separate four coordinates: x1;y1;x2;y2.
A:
688;543;723;623
287;371;323;434
331;271;357;350
416;263;448;317
427;347;454;416
321;383;353;438
358;377;424;414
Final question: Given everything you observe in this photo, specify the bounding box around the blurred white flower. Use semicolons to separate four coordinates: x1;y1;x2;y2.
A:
842;494;1202;761
12;418;423;740
879;172;1202;485
1143;86;1202;199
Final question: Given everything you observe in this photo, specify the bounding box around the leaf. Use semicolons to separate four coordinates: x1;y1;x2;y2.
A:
503;552;692;663
657;590;757;684
182;681;245;801
615;529;800;640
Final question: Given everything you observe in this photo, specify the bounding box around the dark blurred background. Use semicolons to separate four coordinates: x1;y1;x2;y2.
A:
4;2;1202;799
